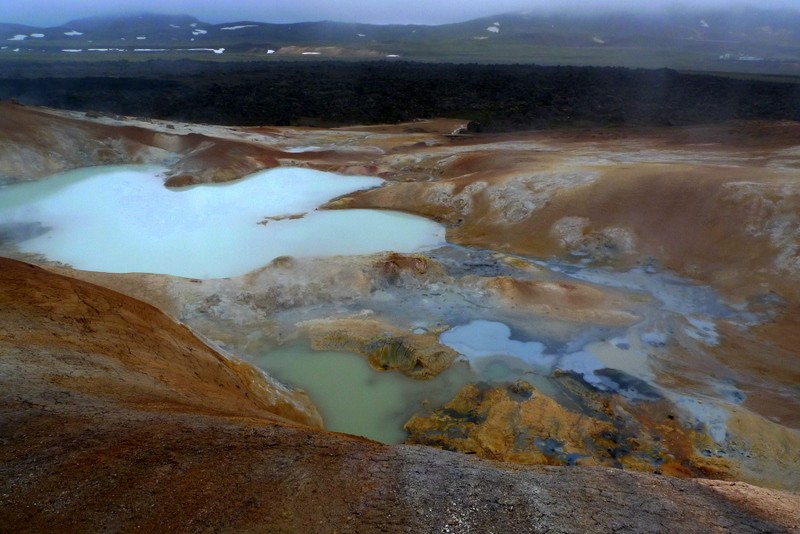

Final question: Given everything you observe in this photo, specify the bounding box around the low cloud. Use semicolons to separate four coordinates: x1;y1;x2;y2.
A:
2;0;799;27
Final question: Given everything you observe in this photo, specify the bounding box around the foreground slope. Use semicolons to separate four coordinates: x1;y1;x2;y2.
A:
1;257;799;532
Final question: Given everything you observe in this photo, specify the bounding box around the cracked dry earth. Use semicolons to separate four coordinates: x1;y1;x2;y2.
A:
2;101;800;531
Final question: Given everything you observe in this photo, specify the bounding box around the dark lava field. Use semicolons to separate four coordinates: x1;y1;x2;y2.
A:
2;60;800;130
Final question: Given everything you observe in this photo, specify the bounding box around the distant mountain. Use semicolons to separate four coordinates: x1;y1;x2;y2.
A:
2;8;800;73
0;23;39;35
59;13;201;33
455;8;800;47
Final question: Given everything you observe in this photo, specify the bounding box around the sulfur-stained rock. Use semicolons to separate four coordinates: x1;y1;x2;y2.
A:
376;252;448;285
725;405;800;490
162;173;198;187
165;137;281;185
482;276;640;326
405;379;737;480
550;216;639;262
300;317;458;379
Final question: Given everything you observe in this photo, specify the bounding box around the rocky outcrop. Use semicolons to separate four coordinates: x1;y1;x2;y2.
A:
301;316;458;379
2;257;799;532
404;380;733;479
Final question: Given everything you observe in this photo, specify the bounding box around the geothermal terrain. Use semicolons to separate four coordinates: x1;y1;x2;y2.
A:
2;10;800;527
2;95;800;530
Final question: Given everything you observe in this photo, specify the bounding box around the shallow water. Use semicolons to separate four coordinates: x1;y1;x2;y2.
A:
424;247;763;441
0;165;445;278
440;320;555;370
439;320;635;393
253;345;476;443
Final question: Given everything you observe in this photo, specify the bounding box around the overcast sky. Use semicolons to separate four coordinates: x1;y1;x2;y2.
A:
2;0;799;27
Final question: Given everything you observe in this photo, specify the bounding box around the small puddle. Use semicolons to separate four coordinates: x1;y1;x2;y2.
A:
439;319;655;399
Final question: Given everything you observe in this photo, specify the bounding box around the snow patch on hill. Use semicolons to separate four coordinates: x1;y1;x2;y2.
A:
221;25;258;31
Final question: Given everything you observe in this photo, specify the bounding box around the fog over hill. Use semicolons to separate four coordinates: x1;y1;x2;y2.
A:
2;0;800;26
2;7;800;71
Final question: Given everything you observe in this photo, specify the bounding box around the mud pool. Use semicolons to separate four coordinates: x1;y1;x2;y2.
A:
0;165;445;278
254;345;475;443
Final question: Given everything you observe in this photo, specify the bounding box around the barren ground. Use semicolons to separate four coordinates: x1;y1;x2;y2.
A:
2;101;800;530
